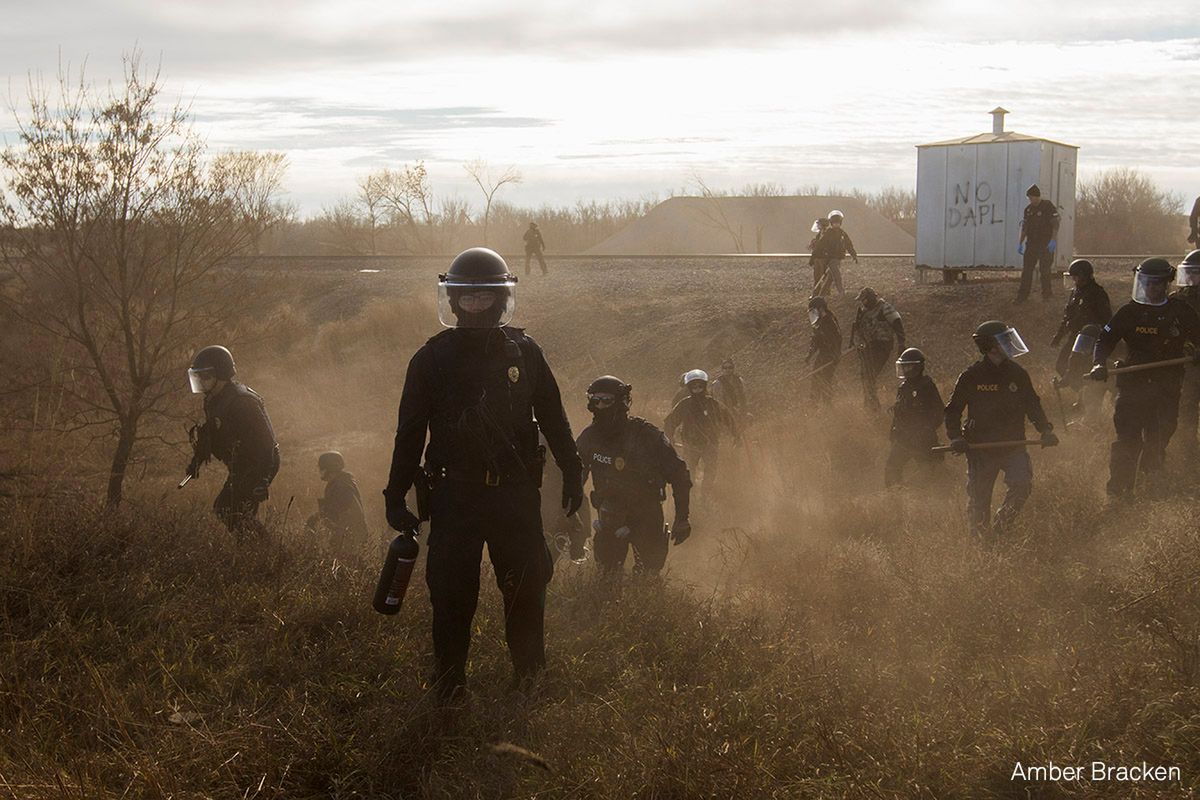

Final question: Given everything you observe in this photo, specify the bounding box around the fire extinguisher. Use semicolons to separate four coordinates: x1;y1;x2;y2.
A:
372;531;420;615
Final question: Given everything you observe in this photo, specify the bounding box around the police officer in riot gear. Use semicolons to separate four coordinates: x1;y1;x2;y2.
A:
1089;258;1200;498
850;287;906;410
885;348;944;487
576;376;692;576
186;345;280;536
945;322;1057;537
1170;250;1200;457
1051;259;1112;387
806;296;842;406
665;369;738;498
383;248;583;698
306;451;371;562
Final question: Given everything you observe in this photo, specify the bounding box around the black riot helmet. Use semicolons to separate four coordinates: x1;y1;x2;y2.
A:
807;295;827;325
437;247;518;328
1067;259;1094;278
895;347;926;379
188;345;236;393
1072;323;1103;355
856;286;879;307
586;375;633;414
1132;257;1174;305
1177;250;1200;287
317;451;346;473
972;320;1029;358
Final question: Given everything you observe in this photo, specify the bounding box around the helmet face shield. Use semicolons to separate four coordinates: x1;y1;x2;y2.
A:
1132;272;1170;306
437;280;517;328
188;368;214;394
808;308;821;325
1062;272;1074;291
993;327;1029;359
1072;331;1097;355
1178;267;1200;287
895;361;923;380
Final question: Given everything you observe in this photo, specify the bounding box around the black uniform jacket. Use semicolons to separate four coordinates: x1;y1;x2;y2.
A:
1094;298;1200;383
1022;201;1060;246
944;358;1052;444
577;416;691;508
664;394;737;451
891;375;944;447
385;326;581;500
813;227;857;260
1055;279;1112;342
203;382;279;491
1170;285;1200;314
320;470;370;539
809;315;842;363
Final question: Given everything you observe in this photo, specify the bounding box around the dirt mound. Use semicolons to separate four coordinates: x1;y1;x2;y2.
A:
585;196;915;256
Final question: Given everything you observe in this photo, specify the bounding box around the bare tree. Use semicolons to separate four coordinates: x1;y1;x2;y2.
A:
687;174;747;253
212;150;295;254
374;162;440;254
463;159;522;245
355;172;387;255
0;54;276;505
1077;168;1184;253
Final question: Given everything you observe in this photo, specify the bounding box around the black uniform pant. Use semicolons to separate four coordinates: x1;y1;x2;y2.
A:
811;358;837;405
811;258;843;296
525;248;547;275
966;448;1033;536
1017;244;1054;300
592;500;667;575
684;445;721;496
859;341;892;410
214;479;264;536
425;480;551;692
1108;376;1182;495
884;438;940;487
1176;365;1200;457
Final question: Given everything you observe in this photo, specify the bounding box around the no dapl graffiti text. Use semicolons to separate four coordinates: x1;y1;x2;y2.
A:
946;180;1004;229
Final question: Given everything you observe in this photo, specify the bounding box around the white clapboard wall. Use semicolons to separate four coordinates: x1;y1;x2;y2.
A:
916;109;1077;270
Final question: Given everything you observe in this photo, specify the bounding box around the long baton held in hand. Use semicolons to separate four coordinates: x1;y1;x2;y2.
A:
931;439;1043;453
1105;356;1192;376
797;347;856;385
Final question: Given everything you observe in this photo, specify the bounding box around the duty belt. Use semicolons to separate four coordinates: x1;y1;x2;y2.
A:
427;465;516;486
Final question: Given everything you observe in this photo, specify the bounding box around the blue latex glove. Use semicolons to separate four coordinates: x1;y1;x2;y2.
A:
1048;239;1057;253
1017;241;1026;255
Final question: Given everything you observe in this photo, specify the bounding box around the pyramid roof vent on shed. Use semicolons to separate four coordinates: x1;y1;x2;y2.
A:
917;107;1077;149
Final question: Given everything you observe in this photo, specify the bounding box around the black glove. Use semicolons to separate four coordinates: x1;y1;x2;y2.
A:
251;483;270;502
671;519;692;545
1041;431;1060;448
562;480;583;517
186;457;201;479
385;501;420;533
949;438;969;455
1088;364;1108;382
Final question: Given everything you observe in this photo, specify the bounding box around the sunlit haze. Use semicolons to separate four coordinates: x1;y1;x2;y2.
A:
3;0;1197;213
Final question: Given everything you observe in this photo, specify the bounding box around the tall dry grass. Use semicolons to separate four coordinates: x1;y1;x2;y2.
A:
4;255;1200;797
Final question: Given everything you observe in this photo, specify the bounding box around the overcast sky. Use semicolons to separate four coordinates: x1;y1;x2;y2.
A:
3;0;1197;214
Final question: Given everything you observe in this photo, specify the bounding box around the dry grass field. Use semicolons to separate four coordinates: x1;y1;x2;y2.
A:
4;254;1200;798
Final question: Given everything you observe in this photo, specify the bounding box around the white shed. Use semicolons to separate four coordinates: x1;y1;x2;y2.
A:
915;108;1078;279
